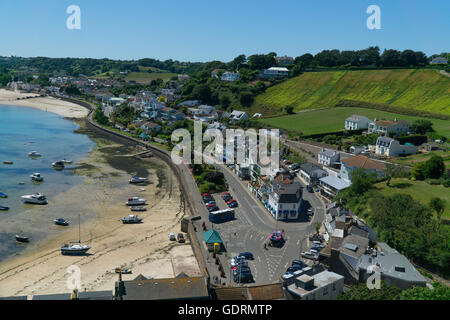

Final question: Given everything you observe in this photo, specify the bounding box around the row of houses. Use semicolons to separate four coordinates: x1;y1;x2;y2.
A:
345;114;410;136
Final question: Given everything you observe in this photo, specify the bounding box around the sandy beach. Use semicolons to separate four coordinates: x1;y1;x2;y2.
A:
0;89;89;119
0;123;201;297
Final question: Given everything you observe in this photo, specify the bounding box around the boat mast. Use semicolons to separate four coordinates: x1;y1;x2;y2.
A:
78;214;81;243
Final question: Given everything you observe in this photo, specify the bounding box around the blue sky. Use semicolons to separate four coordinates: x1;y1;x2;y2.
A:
0;0;448;62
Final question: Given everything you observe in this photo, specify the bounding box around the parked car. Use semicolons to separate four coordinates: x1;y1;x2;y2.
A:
238;252;254;260
309;248;319;254
307;185;313;193
221;192;231;199
302;251;319;260
177;233;185;243
234;272;253;283
289;163;299;170
292;260;307;268
168;233;176;241
230;256;246;267
228;202;238;208
232;265;251;273
207;206;219;212
307;208;314;216
286;265;303;273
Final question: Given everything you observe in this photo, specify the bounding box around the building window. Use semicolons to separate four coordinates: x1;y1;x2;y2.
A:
323;286;328;295
333;283;336;291
311;293;316;300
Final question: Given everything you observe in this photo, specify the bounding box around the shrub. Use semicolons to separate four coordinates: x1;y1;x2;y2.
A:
443;180;450;188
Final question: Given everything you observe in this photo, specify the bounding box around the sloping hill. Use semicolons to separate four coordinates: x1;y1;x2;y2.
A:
252;69;450;116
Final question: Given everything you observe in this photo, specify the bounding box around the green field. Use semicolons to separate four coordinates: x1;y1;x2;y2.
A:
125;71;177;84
253;69;450;116
375;178;450;220
259;107;450;137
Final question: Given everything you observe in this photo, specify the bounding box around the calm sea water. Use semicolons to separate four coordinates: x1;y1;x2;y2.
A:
0;105;95;262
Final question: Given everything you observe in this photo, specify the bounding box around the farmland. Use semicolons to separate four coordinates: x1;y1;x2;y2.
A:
124;71;178;84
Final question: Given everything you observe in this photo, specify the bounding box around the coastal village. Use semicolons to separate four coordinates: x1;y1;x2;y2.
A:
0;51;449;301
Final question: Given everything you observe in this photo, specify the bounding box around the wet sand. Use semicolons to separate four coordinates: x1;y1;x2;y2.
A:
0;124;201;297
0;89;89;118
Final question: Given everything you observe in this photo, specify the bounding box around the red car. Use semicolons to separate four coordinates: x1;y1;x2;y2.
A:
227;199;236;204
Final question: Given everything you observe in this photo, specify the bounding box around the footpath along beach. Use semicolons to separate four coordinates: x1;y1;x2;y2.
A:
0;98;201;297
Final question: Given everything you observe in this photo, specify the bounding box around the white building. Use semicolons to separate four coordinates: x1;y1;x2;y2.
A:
368;119;410;136
375;137;418;157
345;115;371;130
267;182;302;220
286;270;345;300
228;110;249;122
430;56;448;65
221;72;240;82
318;148;340;167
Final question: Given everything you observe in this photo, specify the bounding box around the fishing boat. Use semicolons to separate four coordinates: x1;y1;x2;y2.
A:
52;161;65;169
0;206;9;211
54;218;69;226
28;151;42;157
30;173;44;182
21;193;48;204
129;176;146;184
3;161;13;165
121;214;143;224
61;214;90;255
115;267;132;274
126;197;146;206
15;235;29;243
0;192;7;198
130;206;146;212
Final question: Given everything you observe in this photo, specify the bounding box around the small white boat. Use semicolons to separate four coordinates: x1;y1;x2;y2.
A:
21;193;47;204
30;173;44;182
28;151;42;157
61;242;90;255
130;206;146;212
121;215;143;224
126;197;146;206
61;158;72;164
129;176;146;184
52;161;65;169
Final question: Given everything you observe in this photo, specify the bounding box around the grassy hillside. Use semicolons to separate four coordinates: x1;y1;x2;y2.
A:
253;69;450;116
125;71;177;84
260;107;450;137
374;178;450;220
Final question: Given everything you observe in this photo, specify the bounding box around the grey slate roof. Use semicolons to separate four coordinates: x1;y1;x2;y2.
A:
272;182;302;203
358;243;426;284
300;162;326;176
